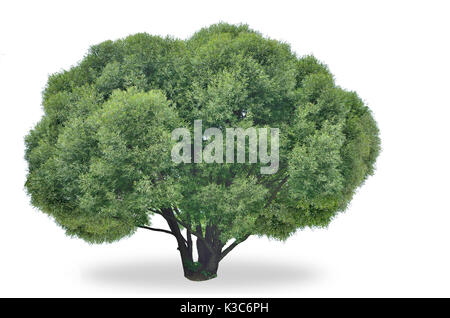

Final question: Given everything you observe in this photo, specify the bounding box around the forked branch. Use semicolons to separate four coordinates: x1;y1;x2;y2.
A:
152;207;216;254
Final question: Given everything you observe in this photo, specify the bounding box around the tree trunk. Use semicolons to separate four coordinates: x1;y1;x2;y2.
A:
182;226;220;281
159;208;246;281
181;245;219;281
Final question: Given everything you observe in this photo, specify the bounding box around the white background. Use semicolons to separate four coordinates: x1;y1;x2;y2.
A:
1;0;449;297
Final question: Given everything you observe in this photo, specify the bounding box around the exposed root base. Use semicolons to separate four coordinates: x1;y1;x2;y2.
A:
184;272;218;281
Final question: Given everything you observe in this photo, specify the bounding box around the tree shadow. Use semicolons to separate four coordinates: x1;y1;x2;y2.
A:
82;255;322;295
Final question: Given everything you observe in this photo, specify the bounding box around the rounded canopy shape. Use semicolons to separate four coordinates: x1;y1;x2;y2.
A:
25;23;380;246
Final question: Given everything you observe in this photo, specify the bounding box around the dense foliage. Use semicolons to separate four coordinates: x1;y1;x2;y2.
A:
25;23;380;280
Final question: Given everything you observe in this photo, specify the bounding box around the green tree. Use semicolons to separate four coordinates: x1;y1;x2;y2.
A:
25;23;380;281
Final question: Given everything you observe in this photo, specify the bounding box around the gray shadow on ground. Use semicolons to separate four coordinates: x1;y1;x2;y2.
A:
82;255;321;295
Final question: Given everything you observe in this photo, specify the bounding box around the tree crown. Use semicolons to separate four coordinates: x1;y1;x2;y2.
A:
25;23;380;244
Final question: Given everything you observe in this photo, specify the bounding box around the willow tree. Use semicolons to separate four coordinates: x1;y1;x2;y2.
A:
25;23;380;281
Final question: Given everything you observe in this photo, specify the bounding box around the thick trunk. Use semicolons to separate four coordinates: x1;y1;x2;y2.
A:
161;208;193;278
182;226;220;281
182;251;220;281
159;208;245;281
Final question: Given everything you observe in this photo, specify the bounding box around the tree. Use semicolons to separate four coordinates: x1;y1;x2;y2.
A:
25;23;380;281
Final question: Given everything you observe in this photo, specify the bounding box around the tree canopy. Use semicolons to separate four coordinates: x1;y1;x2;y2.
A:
25;23;380;280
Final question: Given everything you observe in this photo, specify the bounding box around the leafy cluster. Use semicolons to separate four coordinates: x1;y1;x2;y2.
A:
25;23;380;245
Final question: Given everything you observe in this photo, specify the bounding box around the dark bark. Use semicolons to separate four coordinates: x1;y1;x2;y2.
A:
196;225;212;266
185;224;221;281
160;208;192;277
220;234;250;261
156;208;248;281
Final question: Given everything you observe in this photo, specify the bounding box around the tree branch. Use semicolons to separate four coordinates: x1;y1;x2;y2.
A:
156;208;189;248
111;215;180;240
149;207;217;254
264;175;289;208
220;234;250;261
137;225;175;236
158;209;216;254
186;213;193;255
